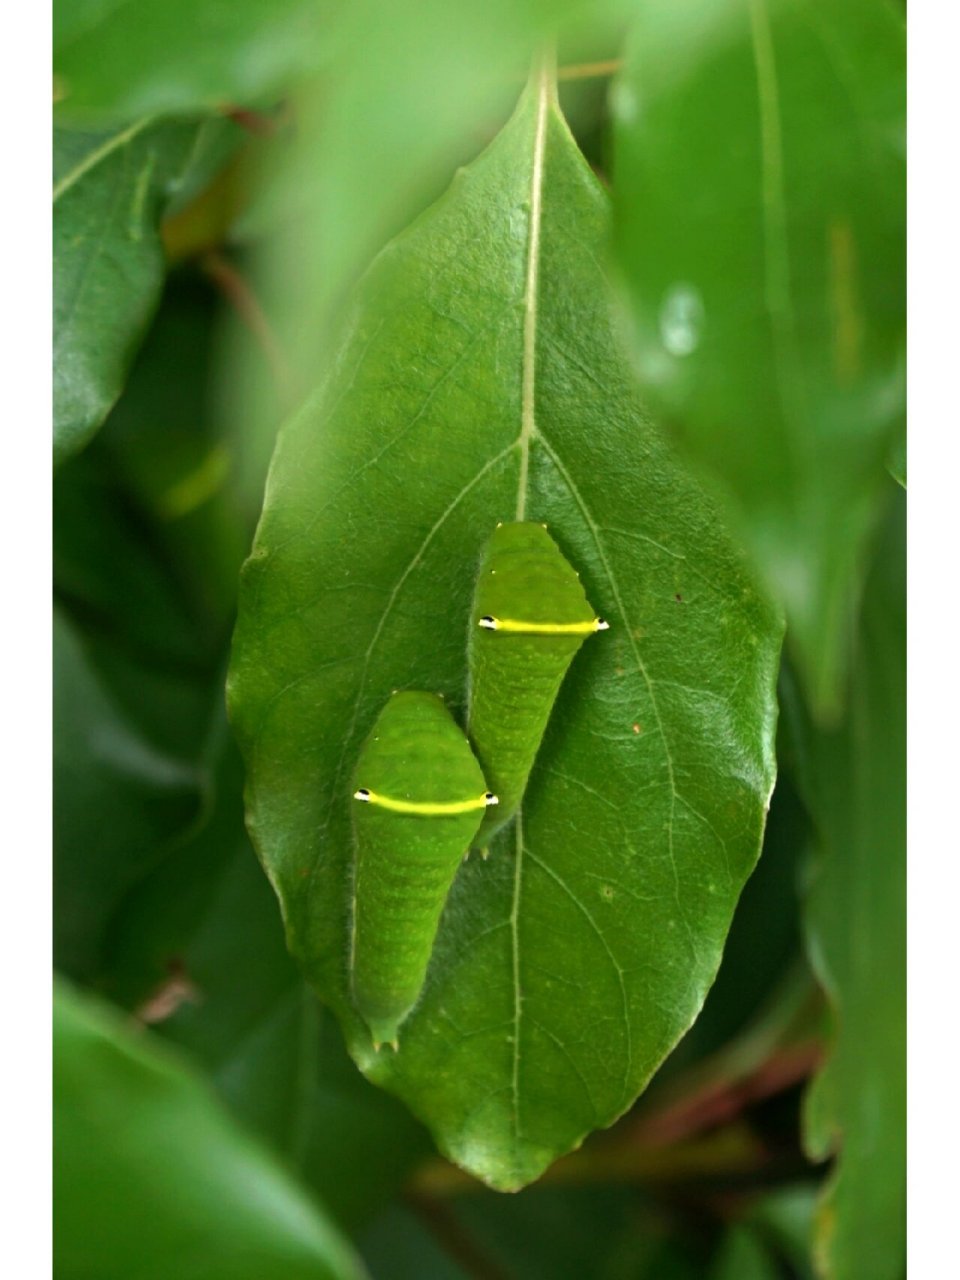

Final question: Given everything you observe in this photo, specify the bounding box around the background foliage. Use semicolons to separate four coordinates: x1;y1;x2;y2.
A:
53;1;905;1276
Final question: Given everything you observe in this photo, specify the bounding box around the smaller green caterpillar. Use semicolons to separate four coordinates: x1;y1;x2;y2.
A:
350;691;497;1048
468;522;608;842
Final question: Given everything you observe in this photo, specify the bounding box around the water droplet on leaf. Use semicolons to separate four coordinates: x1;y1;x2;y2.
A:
659;284;704;357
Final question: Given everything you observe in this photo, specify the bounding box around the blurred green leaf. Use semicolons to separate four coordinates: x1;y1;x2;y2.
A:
710;1225;780;1280
229;69;781;1190
53;118;231;466
94;271;251;631
452;1187;704;1280
233;2;614;396
97;707;247;1007
53;0;333;125
359;1206;471;1280
553;14;630;177
54;979;367;1280
53;444;215;685
103;710;432;1228
361;1191;713;1280
53;273;242;982
785;492;905;1279
54;271;250;755
612;0;905;719
745;1183;818;1277
53;608;203;983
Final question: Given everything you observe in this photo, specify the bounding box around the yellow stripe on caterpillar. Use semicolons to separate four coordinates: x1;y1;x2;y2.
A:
353;788;498;815
477;615;609;634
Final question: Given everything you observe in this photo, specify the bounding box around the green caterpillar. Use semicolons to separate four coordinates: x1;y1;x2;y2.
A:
350;691;497;1048
467;522;608;843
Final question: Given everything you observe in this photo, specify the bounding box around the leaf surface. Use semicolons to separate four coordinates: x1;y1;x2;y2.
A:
53;118;226;466
54;980;366;1280
611;0;905;718
229;69;782;1190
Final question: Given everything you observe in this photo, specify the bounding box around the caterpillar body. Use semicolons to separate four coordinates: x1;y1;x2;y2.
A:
467;521;607;843
350;691;496;1047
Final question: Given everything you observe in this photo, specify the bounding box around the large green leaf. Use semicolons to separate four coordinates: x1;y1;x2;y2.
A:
611;0;905;719
228;67;782;1190
53;118;228;466
54;980;366;1280
53;0;332;125
786;493;905;1278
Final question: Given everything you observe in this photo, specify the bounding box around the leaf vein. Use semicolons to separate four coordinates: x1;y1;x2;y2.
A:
515;56;551;520
53;116;154;203
525;847;632;1098
534;432;704;966
271;315;503;565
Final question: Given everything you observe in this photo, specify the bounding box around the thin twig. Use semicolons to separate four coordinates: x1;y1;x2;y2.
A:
408;1124;768;1198
134;959;199;1025
222;105;290;137
200;250;293;395
556;59;622;82
632;1040;823;1148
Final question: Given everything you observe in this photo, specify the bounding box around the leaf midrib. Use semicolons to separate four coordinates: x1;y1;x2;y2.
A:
506;53;554;1170
514;57;551;522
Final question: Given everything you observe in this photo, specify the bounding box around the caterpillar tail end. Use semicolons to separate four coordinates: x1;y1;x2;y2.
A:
365;1011;405;1052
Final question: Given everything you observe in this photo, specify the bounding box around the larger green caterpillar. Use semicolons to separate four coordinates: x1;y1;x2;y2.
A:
467;522;608;842
350;691;497;1048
